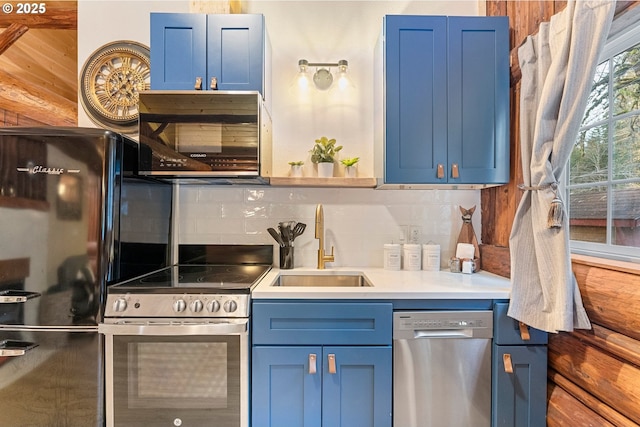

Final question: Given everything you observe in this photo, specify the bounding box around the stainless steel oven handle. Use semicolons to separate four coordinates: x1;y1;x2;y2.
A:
99;319;248;336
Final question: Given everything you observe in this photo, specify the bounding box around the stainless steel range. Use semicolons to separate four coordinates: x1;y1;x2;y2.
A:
99;245;272;427
104;263;270;318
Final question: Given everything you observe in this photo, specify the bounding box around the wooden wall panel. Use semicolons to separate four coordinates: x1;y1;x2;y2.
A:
482;0;565;273
547;382;618;427
549;333;640;425
573;263;640;341
484;3;640;426
546;259;640;426
0;108;46;127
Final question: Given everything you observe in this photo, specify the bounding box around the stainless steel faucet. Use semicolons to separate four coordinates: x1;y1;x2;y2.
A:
315;204;334;269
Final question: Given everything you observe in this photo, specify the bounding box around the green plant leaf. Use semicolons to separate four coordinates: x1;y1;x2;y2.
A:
310;136;341;163
340;157;359;166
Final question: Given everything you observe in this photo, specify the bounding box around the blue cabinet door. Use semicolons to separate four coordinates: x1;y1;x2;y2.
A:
252;346;391;427
447;16;510;184
322;346;392;427
207;14;265;92
150;13;207;90
492;344;548;427
382;15;509;184
252;346;322;427
384;15;448;184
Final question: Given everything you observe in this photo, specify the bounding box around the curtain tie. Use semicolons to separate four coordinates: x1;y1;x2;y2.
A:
517;182;564;229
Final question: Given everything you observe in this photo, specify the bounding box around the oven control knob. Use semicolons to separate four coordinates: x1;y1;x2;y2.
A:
173;299;187;313
113;298;128;312
190;299;204;313
207;300;221;313
224;300;238;313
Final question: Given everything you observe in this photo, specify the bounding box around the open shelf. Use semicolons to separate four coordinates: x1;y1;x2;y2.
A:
269;177;377;188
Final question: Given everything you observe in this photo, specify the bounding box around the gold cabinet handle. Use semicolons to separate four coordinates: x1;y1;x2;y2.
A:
503;353;513;374
437;164;445;179
194;77;202;90
518;322;531;341
451;163;459;178
328;354;336;374
308;353;317;374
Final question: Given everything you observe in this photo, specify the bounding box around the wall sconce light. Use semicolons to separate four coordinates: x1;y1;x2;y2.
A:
297;59;353;91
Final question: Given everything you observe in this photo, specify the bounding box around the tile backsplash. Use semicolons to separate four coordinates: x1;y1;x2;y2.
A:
177;186;481;268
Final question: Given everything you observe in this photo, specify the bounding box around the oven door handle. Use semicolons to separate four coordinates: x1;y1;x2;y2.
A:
98;319;248;336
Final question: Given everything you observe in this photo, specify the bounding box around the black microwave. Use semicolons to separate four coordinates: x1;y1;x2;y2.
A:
138;91;272;183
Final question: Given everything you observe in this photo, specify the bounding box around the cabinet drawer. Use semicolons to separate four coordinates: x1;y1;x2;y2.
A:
493;302;547;345
252;302;392;345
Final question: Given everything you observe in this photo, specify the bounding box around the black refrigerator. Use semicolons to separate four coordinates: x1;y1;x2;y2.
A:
0;127;172;426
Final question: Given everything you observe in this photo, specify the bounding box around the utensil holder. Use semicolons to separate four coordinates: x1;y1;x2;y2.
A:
280;245;294;269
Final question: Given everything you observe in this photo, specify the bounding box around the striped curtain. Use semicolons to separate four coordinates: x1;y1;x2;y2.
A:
508;0;615;333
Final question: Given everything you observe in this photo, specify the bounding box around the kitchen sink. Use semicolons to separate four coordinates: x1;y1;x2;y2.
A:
273;273;373;287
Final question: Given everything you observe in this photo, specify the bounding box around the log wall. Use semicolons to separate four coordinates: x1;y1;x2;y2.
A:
484;2;640;425
548;258;640;427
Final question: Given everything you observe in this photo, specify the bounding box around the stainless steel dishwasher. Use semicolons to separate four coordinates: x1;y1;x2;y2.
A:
393;311;493;427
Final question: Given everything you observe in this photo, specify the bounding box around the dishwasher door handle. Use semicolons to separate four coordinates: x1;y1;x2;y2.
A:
413;329;475;339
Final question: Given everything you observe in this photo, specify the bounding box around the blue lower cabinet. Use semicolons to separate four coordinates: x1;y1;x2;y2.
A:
251;345;391;427
252;346;322;427
322;346;392;427
251;301;392;426
492;302;548;426
492;343;548;427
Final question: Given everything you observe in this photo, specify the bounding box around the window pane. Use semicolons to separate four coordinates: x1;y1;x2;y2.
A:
613;114;640;180
613;42;640;116
569;186;607;244
582;60;609;126
570;125;608;185
611;183;640;248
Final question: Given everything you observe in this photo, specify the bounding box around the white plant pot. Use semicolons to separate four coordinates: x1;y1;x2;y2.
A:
290;165;303;177
317;162;334;178
344;165;357;178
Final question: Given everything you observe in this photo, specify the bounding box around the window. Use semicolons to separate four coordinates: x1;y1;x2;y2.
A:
568;23;640;263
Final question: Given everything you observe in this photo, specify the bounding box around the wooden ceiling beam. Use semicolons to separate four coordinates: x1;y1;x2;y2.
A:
0;1;76;30
0;23;28;55
0;68;76;126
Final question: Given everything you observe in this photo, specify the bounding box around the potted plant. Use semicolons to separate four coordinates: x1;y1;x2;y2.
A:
310;136;342;177
288;161;304;177
340;157;360;178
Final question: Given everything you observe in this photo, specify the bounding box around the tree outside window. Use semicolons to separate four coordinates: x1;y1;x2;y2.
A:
569;35;640;261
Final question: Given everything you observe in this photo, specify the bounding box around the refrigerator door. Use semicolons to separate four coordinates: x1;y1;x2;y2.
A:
0;328;103;426
0;127;121;327
0;127;171;327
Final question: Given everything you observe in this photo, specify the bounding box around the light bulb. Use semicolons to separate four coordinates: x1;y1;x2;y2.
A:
335;60;352;91
297;59;312;91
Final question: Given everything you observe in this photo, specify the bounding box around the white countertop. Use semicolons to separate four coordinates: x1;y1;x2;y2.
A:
252;267;511;300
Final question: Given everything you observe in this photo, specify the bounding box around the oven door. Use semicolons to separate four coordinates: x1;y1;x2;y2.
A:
99;319;248;427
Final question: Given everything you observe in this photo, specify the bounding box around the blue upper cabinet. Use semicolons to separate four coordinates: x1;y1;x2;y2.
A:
150;13;207;90
150;13;270;100
447;17;510;184
207;14;265;92
376;15;510;186
383;15;448;185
